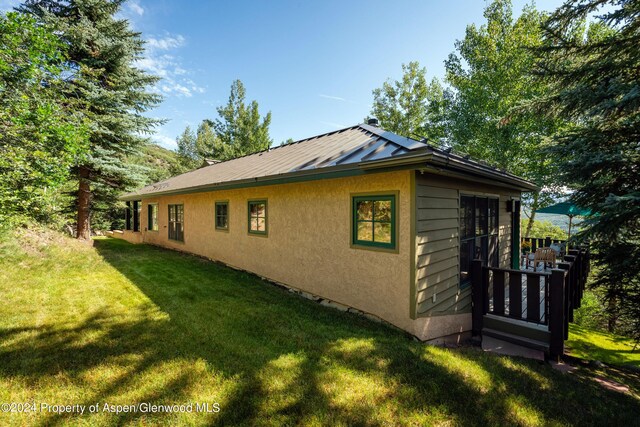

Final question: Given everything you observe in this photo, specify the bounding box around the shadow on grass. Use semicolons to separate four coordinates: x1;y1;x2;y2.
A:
567;324;640;367
0;238;638;426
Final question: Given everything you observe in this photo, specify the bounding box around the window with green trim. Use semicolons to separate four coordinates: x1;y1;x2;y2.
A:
352;195;395;249
215;201;229;230
248;200;267;235
148;203;158;231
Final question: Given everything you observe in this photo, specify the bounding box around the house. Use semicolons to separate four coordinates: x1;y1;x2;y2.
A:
119;121;537;342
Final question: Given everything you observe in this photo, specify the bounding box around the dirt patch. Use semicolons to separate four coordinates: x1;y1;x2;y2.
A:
11;226;91;257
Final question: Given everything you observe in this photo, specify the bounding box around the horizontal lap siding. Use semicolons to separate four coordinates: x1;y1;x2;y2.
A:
413;173;520;319
415;181;465;317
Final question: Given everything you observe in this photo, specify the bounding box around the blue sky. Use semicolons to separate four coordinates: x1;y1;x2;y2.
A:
3;0;568;149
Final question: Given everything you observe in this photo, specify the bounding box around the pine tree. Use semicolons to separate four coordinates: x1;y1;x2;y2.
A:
533;0;640;340
195;121;224;160
176;126;198;169
212;79;272;159
20;0;163;239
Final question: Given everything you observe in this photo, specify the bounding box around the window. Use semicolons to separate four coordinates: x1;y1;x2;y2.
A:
125;201;132;230
352;194;396;249
248;200;267;235
133;200;141;232
168;204;184;242
460;195;499;287
148;203;158;231
215;201;229;230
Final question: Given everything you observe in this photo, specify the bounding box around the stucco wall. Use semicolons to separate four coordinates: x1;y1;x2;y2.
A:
113;229;144;244
136;170;418;334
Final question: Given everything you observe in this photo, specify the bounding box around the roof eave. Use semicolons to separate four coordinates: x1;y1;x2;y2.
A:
120;162;368;201
428;152;539;191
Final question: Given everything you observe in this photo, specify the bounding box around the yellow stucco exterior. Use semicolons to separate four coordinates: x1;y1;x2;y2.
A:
116;168;522;341
124;170;425;335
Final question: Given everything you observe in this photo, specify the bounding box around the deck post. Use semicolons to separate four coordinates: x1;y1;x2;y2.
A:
471;259;484;336
570;249;582;309
545;236;552;247
549;269;566;359
557;261;572;340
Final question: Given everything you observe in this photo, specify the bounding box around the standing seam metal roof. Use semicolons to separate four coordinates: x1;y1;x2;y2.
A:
124;124;428;198
122;123;538;200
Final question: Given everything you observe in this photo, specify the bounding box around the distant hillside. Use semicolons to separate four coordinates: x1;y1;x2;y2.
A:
130;143;192;184
524;210;584;233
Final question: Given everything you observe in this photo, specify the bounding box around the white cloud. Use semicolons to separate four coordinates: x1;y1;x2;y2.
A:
161;82;193;97
319;94;346;102
147;35;185;51
153;133;177;150
127;1;144;16
135;33;205;98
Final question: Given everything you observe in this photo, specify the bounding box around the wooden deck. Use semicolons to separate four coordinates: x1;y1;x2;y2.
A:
472;246;590;359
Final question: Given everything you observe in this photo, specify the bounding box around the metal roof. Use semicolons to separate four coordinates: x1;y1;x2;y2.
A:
122;123;537;200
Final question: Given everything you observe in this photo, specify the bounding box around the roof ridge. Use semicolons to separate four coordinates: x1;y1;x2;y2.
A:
194;124;365;169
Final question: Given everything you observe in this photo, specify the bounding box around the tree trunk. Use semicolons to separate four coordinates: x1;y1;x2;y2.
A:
76;166;91;240
524;191;539;239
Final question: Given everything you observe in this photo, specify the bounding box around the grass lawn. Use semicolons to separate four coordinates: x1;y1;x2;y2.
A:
1;230;639;426
567;324;640;367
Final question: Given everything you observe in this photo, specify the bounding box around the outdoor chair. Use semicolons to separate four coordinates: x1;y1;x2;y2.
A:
533;247;556;270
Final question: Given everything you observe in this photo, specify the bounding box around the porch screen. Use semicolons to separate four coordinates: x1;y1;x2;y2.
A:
460;195;499;286
168;204;184;242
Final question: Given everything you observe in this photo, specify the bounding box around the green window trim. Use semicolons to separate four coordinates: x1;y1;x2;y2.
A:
248;199;268;236
215;201;229;230
351;194;396;250
147;203;159;231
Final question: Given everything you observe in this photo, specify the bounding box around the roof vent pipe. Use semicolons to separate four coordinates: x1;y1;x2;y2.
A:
367;118;379;127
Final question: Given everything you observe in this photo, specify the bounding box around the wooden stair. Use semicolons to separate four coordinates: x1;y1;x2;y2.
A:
481;314;550;358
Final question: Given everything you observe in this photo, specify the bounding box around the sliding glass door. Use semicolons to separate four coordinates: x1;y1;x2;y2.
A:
460;195;499;286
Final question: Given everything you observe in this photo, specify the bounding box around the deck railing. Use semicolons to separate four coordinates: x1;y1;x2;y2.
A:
471;246;590;358
521;236;566;254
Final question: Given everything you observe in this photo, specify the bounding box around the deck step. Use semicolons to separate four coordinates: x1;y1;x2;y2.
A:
482;335;545;361
483;314;550;343
482;327;550;352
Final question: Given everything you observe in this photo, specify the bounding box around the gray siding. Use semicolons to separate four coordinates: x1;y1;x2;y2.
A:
414;172;519;318
415;180;467;316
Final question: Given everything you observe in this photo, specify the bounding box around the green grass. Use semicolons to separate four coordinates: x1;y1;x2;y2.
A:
1;230;639;426
567;324;640;367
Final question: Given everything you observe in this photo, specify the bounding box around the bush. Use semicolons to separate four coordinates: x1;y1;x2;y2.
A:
573;290;608;331
522;219;567;240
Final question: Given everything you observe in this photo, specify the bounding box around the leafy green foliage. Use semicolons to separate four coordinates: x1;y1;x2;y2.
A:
532;0;640;341
0;12;87;227
444;0;567;234
195;120;223;161
520;219;567;240
369;62;446;143
209;79;272;160
175;126;199;170
573;289;609;332
20;0;164;238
